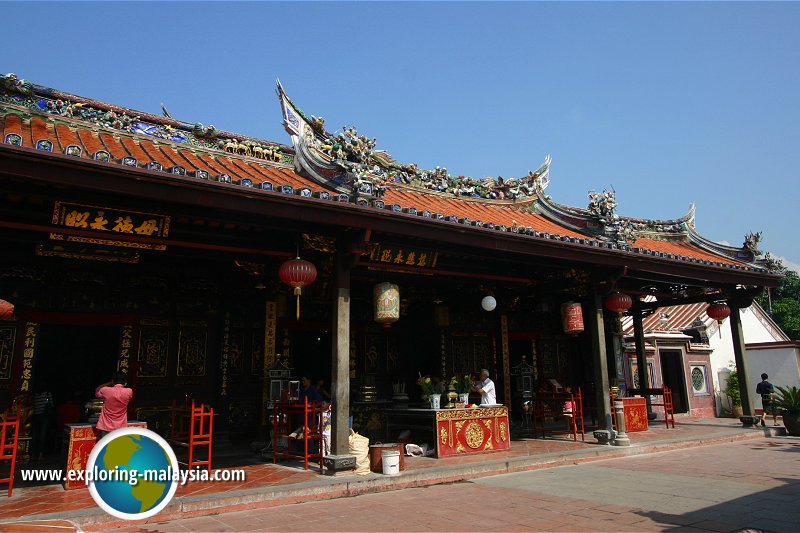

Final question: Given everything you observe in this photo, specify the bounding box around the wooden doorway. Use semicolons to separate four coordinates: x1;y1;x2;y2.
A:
659;350;688;413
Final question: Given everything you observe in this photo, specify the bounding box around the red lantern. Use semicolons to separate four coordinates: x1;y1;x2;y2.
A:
278;257;317;320
0;299;13;321
604;292;633;317
706;302;731;322
561;302;584;335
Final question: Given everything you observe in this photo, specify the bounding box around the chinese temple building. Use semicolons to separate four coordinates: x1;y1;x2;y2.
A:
0;73;782;457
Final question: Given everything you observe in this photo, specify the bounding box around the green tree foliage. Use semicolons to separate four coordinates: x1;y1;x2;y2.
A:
725;368;741;407
758;268;800;340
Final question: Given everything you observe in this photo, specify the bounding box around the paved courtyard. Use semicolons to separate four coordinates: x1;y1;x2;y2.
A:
113;435;800;532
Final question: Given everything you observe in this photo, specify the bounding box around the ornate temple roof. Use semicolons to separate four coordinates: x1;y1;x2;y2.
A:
0;73;780;276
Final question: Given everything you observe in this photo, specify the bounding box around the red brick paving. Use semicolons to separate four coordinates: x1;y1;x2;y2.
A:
0;417;785;531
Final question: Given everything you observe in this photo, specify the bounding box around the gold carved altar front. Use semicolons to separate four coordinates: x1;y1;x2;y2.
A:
435;407;510;457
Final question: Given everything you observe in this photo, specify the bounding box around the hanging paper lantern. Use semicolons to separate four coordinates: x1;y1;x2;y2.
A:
0;299;13;321
278;257;317;320
374;282;400;328
706;302;731;323
481;295;497;312
561;302;584;335
604;292;633;317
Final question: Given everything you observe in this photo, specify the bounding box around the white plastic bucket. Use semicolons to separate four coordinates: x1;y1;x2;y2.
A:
381;449;401;476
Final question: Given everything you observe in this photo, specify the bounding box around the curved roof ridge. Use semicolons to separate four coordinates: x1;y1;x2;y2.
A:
687;226;769;266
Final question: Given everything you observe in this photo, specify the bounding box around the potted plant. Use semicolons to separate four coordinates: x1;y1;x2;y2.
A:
774;386;800;436
416;373;439;408
725;368;743;417
450;374;473;405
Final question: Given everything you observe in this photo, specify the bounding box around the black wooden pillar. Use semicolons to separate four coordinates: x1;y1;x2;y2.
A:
588;284;613;431
729;303;754;416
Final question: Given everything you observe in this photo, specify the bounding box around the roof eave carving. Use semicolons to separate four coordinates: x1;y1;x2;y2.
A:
277;80;551;202
688;228;783;273
534;186;695;245
1;72;294;166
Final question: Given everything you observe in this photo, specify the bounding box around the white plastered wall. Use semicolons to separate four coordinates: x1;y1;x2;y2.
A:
709;304;797;415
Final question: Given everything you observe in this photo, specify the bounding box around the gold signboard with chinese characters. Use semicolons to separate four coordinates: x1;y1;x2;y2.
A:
36;244;140;264
264;301;277;369
220;313;230;397
117;325;134;375
19;322;38;393
365;243;439;269
51;201;170;251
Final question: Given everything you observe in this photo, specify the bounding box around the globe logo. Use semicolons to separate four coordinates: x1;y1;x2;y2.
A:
86;427;179;520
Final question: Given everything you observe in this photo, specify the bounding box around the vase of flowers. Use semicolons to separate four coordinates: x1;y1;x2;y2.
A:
450;374;473;405
417;373;439;408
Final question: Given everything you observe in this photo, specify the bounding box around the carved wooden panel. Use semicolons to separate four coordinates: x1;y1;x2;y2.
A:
0;326;16;380
177;321;207;376
137;322;169;377
230;322;244;377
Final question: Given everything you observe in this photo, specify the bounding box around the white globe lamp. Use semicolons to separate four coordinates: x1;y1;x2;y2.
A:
481;295;497;312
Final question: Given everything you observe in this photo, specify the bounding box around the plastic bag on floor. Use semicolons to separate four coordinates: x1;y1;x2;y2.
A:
349;430;370;475
405;443;433;457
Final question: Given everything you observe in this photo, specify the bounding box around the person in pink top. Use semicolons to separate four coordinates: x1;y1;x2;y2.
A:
95;372;133;437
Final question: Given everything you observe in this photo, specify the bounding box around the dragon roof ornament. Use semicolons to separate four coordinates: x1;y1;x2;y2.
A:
277;80;550;201
0;73;292;165
738;232;781;272
532;181;697;245
585;188;636;245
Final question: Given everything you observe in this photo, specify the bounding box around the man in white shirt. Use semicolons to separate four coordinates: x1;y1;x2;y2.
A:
473;369;496;405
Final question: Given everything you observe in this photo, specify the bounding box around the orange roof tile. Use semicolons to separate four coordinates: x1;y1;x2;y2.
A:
119;137;150;163
3;114;22;140
30;117;51;147
99;132;130;159
633;237;742;266
172;149;208;174
76;128;105;156
53;124;85;156
137;139;174;168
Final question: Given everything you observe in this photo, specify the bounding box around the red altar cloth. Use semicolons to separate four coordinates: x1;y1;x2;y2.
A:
63;421;147;490
621;397;648;432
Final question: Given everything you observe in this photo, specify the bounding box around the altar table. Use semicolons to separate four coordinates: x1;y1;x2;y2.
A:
387;407;510;457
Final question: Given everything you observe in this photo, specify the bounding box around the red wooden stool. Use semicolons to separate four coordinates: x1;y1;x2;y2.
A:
663;386;676;429
0;412;20;497
173;400;213;473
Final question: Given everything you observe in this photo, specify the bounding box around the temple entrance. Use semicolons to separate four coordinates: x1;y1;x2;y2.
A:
35;324;120;409
659;350;688;413
288;326;332;390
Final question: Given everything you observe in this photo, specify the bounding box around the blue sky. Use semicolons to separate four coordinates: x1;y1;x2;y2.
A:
4;2;798;270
